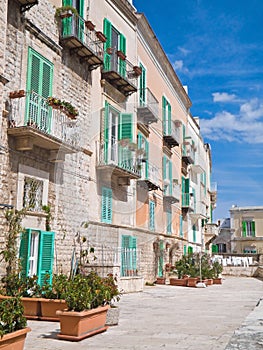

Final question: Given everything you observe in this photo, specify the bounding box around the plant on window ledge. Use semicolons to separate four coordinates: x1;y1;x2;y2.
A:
96;31;107;43
47;97;78;119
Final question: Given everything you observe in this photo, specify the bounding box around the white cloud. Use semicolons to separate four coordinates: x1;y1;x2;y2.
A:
178;46;191;56
172;60;189;74
200;98;263;144
212;92;237;103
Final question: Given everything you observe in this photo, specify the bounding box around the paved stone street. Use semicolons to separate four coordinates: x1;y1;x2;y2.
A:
24;277;263;350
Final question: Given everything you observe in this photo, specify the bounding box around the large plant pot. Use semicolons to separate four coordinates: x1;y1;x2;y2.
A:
105;306;120;326
156;277;166;285
0;327;31;350
206;279;213;286
21;297;40;319
39;299;67;321
187;277;198;287
56;305;110;341
213;278;222;284
169;278;188;286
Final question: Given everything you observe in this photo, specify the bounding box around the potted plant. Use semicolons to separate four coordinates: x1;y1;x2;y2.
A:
117;50;126;60
9;90;26;99
169;255;189;286
55;6;78;20
96;31;107;43
56;272;111;341
132;66;142;77
0;297;31;350
212;261;223;284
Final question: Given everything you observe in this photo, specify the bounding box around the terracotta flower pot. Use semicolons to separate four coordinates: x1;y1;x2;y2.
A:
170;278;188;286
156;277;166;285
96;31;107;43
56;305;110;341
187;277;198;287
39;299;67;321
85;20;95;31
0;327;31;350
213;278;222;284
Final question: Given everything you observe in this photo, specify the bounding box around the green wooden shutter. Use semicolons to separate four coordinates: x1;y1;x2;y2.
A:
167;102;171;134
163;155;167;181
188;246;193;254
162;96;167;135
149;201;155;231
145;138;149;178
251;221;255;237
19;229;31;279
212;244;218;253
104;101;109;163
37;231;55;286
62;0;73;37
182;124;186;155
119;33;126;77
118;113;132;168
131;237;137;271
180;214;183;237
121;235;130;276
183;245;187;255
242;221;246;237
101;187;112;223
158;241;164;277
78;0;84;42
169;160;172;195
139;64;146;105
192;225;196;243
103;18;112;71
26;48;53;132
167;211;172;234
185;178;190;206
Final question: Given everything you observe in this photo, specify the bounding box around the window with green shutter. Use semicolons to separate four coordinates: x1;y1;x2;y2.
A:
163;155;172;195
19;229;55;286
26;48;53;132
192;225;196;243
118;113;133;169
162;96;171;135
180;215;183;237
149;200;155;231
137;132;148;178
121;235;137;276
157;240;164;277
101;187;112;223
242;220;256;237
139;63;146;106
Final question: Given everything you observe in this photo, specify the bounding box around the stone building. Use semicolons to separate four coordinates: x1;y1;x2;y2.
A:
230;206;263;254
0;0;217;291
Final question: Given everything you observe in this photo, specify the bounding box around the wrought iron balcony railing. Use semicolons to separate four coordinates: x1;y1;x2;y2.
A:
137;88;159;124
138;162;159;190
163;120;181;148
7;91;80;152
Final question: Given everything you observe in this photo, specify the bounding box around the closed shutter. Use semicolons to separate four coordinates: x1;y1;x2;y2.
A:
158;241;164;277
167;102;171;134
26;48;53;132
118;113;132;168
19;230;30;279
119;33;126;77
182;124;186;155
162;96;167;135
78;0;84;42
149;200;155;231
183;245;187;255
242;221;246;237
180;214;183;237
139;64;146;105
145;138;149;179
193;225;196;243
131;237;137;271
103;18;112;71
101;187;112;223
169;160;172;195
212;244;218;253
121;235;130;276
37;231;55;286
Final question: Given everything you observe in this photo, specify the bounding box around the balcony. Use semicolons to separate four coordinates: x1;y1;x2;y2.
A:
97;141;141;182
137;162;159;191
59;15;104;70
18;0;38;12
163;120;181;148
208;182;217;206
137;88;159;124
190;202;207;221
182;140;195;165
163;180;181;203
7;91;79;161
102;49;139;96
191;153;205;174
204;223;219;245
182;193;195;212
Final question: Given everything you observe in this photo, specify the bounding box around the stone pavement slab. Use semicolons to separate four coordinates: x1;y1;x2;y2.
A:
24;277;263;350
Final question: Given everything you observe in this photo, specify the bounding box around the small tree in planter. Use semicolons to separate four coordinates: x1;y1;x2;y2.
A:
212;261;223;284
0;297;30;349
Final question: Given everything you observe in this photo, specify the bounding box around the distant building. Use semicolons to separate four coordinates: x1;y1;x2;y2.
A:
229;206;263;254
212;218;232;253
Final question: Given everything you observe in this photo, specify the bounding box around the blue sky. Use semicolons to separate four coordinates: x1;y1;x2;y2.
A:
133;0;263;220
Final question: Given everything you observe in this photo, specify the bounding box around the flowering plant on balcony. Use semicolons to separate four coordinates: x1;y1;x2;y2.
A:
47;97;78;119
55;5;78;20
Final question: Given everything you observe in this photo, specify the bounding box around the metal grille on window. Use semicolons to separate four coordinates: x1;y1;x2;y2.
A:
23;176;43;211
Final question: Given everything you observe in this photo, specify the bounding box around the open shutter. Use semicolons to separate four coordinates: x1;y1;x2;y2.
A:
62;0;73;37
242;221;246;237
118;113;132;168
139;63;146;105
145;138;149;179
251;221;255;237
103;18;112;71
131;237;137;271
182;124;186;155
121;235;130;276
19;229;31;279
180;214;183;237
149;201;155;231
167;102;171;134
162;96;167;135
169;160;172;195
37;231;55;286
119;33;126;77
167;211;172;234
104;101;109;163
